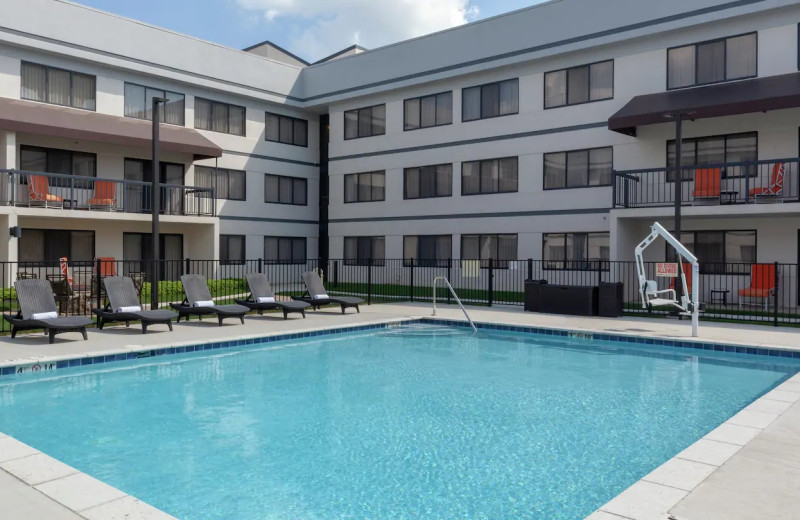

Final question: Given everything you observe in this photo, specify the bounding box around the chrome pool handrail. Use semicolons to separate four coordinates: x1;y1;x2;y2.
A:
432;276;477;333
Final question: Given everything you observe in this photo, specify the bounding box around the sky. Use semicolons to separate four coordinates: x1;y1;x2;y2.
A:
74;0;545;62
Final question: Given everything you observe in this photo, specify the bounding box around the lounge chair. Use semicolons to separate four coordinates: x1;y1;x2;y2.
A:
93;276;177;333
235;273;310;319
169;274;249;325
87;180;117;210
3;279;91;343
749;162;784;202
691;168;721;204
738;264;776;311
293;271;364;313
28;174;64;208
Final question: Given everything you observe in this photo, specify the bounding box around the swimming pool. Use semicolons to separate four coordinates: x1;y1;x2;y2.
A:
0;322;796;520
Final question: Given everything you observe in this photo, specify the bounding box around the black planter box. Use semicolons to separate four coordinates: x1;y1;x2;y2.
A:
598;282;624;317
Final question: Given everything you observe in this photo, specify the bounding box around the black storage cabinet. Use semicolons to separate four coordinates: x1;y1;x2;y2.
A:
525;281;598;316
598;282;624;317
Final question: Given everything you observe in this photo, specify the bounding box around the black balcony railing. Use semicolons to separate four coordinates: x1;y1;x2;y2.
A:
613;158;799;209
0;169;215;216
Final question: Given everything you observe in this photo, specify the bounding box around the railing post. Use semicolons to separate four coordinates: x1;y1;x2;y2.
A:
745;168;751;204
409;258;414;302
527;258;533;280
185;257;191;275
773;261;779;327
334;260;339;288
488;258;494;307
69;177;74;210
95;258;102;322
447;258;452;304
10;171;16;207
612;172;617;208
367;258;372;305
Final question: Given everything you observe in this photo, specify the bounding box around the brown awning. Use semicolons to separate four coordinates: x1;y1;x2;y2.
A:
608;72;800;136
0;97;222;159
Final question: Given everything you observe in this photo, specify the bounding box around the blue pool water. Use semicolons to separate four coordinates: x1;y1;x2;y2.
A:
0;324;796;520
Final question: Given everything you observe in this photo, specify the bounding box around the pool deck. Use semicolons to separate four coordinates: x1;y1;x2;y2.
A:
0;302;798;520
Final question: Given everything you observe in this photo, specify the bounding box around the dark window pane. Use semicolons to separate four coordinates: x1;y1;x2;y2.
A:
436;92;453;125
264;174;279;203
358;108;372;137
589;61;613;101
279;116;293;144
668;46;695;89
480;160;499;193
279;177;293;204
696;40;725;84
404;98;420;130
124;84;146;119
498;157;518;192
462;161;480;194
726;33;756;80
480;83;500;118
47;68;70;106
545;70;567;108
371;105;385;135
21;62;46;102
462;87;481;121
436;165;452;196
294;119;308;146
420;96;436;128
344;174;357;203
265;113;280;141
566;150;589;188
499;79;519;115
567;66;589;105
344;110;358;139
293;178;307;205
371;173;385;201
544;152;566;189
696;136;725;165
405;168;420;199
588;148;612;186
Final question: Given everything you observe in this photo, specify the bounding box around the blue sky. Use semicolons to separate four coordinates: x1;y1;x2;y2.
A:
74;0;544;62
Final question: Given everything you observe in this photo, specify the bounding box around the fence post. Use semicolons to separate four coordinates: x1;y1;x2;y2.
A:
185;257;191;274
488;258;494;307
409;258;414;302
527;258;533;281
367;258;372;305
611;172;617;208
95;258;102;321
258;258;263;274
334;260;339;288
447;258;452;304
773;261;779;327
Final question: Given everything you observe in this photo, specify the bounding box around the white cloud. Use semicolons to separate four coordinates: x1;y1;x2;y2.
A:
235;0;479;61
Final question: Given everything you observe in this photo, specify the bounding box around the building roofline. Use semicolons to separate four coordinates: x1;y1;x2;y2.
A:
312;44;369;65
242;39;310;66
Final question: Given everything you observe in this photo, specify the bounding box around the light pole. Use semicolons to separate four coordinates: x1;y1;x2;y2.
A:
151;96;169;310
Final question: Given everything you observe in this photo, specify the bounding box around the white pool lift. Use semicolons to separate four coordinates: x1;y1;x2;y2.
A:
634;222;700;337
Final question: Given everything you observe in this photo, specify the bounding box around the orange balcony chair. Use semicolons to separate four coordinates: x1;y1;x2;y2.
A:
691;168;721;204
97;257;117;277
28;174;64;208
738;264;776;311
748;162;784;202
88;180;117;210
669;262;693;294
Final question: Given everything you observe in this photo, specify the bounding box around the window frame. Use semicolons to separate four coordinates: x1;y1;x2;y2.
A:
666;131;758;181
542;232;611;271
459;233;518;269
219;235;246;266
20;61;96;111
19;228;96;266
343;104;386;140
194;166;247;201
460;157;519;196
403;235;452;267
344;236;386;266
123;82;185;126
265;112;308;147
403;91;453;131
403;163;453;200
665;230;757;275
543;59;614;109
264;236;307;265
343;171;386;203
666;32;758;90
263;174;308;206
194;97;246;136
461;78;519;122
543;146;614;190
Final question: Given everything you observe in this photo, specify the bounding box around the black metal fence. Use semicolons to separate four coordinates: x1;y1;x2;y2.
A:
0;258;797;334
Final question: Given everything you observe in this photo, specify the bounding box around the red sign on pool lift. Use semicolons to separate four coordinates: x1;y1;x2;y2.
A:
656;262;679;277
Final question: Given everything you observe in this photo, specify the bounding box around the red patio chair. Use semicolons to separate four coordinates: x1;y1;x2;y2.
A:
738;264;776;311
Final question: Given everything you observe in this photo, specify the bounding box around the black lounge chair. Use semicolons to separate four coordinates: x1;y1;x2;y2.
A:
3;279;91;343
235;273;310;319
169;274;249;325
92;276;177;333
292;271;363;314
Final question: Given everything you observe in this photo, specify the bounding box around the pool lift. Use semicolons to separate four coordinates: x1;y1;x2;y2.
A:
635;222;700;337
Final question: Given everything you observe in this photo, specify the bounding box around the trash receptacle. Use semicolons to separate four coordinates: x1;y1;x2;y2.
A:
524;279;546;312
598;282;624;317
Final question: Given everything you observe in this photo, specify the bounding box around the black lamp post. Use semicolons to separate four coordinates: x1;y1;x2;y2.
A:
151;96;169;310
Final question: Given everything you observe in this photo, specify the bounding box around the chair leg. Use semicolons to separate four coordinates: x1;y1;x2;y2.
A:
218;315;224;326
283;310;288;320
97;318;104;330
167;320;173;331
301;310;306;318
341;305;346;314
142;322;148;334
11;327;17;338
49;329;56;344
355;305;360;313
239;314;245;324
80;327;87;340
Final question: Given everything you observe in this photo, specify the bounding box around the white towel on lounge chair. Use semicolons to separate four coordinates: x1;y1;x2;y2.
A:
116;305;142;313
193;300;214;307
312;293;328;300
32;311;58;320
256;296;275;303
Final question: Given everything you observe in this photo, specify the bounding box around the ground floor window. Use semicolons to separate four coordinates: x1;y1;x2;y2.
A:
19;229;94;265
543;232;609;270
122;232;183;280
264;236;306;265
666;230;756;274
220;235;245;265
344;236;385;266
403;235;452;266
460;234;517;268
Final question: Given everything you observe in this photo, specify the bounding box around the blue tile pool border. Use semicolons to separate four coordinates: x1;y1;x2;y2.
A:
1;317;799;379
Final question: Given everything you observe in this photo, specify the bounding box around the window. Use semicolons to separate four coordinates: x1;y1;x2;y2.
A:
220;235;245;265
543;233;610;270
264;174;307;205
544;147;613;189
19;229;94;265
667;132;757;180
403;235;452;267
666;231;756;274
20;62;96;110
344;171;385;203
124;83;185;126
344;236;385;266
20;145;96;189
460;234;517;268
461;157;518;195
404;164;452;199
264;236;306;265
265;112;308;146
404;92;453;130
194;97;246;136
544;60;613;108
195;166;246;201
344;104;386;139
668;33;757;89
462;79;519;121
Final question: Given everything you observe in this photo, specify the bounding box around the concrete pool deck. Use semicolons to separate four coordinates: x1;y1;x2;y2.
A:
0;302;798;520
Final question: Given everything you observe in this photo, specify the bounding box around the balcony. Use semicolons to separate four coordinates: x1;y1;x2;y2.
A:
0;169;215;217
613;158;799;209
